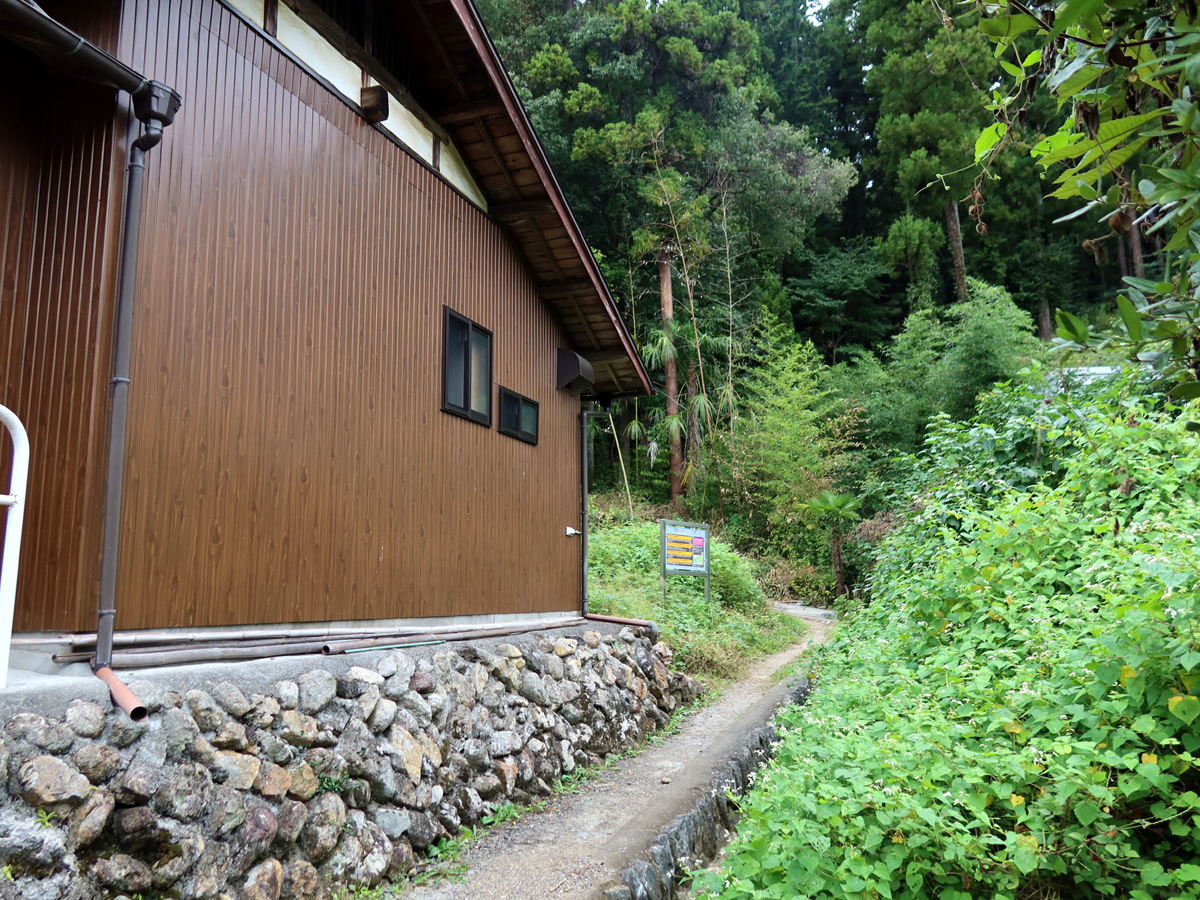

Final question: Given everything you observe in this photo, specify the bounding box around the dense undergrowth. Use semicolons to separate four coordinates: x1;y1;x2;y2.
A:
587;517;807;680
699;378;1200;900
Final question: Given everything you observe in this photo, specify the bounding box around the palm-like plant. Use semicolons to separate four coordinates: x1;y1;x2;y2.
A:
804;490;861;599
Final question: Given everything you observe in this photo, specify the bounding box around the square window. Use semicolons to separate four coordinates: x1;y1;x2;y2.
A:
442;308;491;425
498;386;538;445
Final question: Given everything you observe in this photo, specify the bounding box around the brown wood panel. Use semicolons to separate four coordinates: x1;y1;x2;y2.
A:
105;0;581;629
1;3;127;633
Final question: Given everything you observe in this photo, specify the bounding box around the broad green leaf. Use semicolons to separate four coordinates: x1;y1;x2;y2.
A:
1074;801;1102;826
1168;693;1200;724
1052;0;1105;36
1170;382;1200;400
975;123;1008;162
979;13;1042;39
1116;295;1144;341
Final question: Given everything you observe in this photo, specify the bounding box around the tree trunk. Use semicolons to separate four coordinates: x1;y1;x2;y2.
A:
686;361;701;470
945;198;968;301
1131;223;1145;280
1038;298;1054;341
831;529;847;598
660;247;683;512
1117;233;1129;279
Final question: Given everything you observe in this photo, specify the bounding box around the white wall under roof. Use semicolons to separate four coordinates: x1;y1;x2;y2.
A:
218;0;488;212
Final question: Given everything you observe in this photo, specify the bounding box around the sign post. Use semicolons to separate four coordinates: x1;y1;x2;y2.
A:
659;518;711;605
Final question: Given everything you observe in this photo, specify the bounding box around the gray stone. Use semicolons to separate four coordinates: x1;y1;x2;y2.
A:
243;858;283;900
471;773;502;799
344;777;371;809
72;743;120;784
113;805;162;850
276;799;308;844
397;690;432;728
17;755;90;806
281;858;319;900
403;810;439;849
488;730;522;758
181;839;231;900
368;697;397;733
153;762;212;822
232;804;278;873
256;729;296;765
0;807;68;868
112;763;158;805
356;684;381;721
374;809;411;840
68;788;114;848
296;670;337;714
189;733;216;765
375;652;409;680
519;671;549;706
353;819;392;886
108;712;148;748
604;886;634;900
213;720;249;750
64;700;106;738
151;825;205;888
246;694;282;729
274;680;299;710
92;853;152;893
386;839;417;878
211;681;252;718
650;836;677;900
336;666;385;699
185;690;227;732
300;792;346;864
210;784;247;836
157;706;201;759
319;831;363;883
316;697;352;733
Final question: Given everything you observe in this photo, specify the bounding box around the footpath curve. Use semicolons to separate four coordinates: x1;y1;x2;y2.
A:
402;606;835;900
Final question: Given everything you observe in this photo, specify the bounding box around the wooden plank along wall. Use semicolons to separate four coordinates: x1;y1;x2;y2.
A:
23;0;580;631
1;4;127;634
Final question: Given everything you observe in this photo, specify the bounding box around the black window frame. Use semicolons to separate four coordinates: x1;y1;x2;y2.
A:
497;386;539;445
442;306;492;426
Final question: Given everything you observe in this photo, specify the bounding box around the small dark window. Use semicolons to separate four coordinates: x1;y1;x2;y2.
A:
443;308;491;425
498;387;538;445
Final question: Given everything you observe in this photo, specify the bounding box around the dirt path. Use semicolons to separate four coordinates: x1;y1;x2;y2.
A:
402;607;835;900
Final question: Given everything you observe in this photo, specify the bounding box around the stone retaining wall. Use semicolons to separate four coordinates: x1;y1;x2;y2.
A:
0;625;701;900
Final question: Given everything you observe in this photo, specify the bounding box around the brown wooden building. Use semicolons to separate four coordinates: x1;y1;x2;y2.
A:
0;0;648;638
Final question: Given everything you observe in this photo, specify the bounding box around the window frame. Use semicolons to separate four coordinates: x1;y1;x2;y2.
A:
441;306;493;427
497;386;539;446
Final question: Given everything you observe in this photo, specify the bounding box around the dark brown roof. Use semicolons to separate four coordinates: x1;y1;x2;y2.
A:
382;0;650;398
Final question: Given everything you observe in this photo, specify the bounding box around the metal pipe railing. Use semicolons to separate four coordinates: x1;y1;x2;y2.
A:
0;405;30;690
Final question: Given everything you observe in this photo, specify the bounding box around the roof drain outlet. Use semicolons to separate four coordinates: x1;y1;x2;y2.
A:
93;82;181;716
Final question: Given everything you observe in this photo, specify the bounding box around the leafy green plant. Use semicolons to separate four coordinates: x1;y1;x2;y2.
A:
588;521;807;679
316;773;347;795
481;802;520;828
801;491;861;598
698;383;1200;900
34;809;57;829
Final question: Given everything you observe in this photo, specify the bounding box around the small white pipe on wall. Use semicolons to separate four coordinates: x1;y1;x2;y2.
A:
0;405;30;690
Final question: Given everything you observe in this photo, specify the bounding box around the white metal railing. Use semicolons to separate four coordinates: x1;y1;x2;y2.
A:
0;405;29;690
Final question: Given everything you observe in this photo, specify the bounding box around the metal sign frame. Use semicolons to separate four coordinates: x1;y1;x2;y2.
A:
659;518;711;605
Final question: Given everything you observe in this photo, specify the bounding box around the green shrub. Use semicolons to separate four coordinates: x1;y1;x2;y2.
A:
699;385;1200;900
587;522;805;679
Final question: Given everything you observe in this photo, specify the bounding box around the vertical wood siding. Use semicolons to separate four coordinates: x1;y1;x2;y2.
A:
1;7;126;633
95;0;582;629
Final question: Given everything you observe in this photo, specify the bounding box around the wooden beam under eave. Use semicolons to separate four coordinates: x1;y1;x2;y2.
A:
538;279;593;299
436;100;506;124
490;199;555;221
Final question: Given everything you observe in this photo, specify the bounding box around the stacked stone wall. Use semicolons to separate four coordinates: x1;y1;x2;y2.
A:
0;625;700;900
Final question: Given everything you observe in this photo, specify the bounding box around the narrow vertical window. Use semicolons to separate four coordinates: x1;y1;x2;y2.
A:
497;386;538;445
442;308;491;425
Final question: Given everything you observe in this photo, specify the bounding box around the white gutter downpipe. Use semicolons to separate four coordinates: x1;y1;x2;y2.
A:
0;405;30;690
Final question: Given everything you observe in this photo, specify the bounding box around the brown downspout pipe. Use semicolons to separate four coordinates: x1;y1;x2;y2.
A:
93;84;181;717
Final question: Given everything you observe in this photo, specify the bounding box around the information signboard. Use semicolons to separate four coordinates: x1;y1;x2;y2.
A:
659;518;711;604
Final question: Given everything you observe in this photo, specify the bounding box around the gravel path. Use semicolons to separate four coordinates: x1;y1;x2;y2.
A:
401;606;835;900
